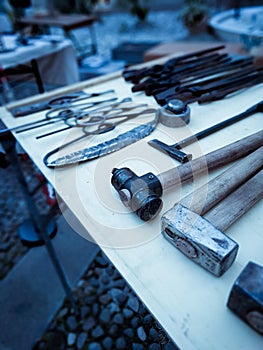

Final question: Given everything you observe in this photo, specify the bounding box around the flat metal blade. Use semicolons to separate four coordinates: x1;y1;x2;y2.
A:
45;116;158;168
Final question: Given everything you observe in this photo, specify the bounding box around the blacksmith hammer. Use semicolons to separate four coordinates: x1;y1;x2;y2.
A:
162;148;263;276
227;261;263;335
111;130;263;221
149;100;263;163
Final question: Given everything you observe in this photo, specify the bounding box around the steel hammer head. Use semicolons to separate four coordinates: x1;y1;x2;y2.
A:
227;261;263;335
111;167;163;221
162;204;239;276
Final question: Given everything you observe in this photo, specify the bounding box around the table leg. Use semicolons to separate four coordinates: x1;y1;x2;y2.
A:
31;59;45;93
1;132;77;313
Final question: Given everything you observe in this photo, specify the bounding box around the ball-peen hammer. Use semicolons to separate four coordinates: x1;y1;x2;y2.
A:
162;147;263;276
111;130;263;221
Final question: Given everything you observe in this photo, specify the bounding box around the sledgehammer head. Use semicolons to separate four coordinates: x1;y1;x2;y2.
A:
162;204;239;276
227;261;263;335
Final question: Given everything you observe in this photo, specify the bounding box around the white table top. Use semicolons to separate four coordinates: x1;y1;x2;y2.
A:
1;69;263;349
0;34;79;86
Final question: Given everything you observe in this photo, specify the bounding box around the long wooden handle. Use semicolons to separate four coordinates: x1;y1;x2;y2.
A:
179;146;263;215
158;130;263;190
205;169;263;231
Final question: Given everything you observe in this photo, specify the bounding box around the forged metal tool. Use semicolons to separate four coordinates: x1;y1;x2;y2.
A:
143;56;253;96
158;99;191;128
227;261;263;335
154;68;263;105
122;45;225;82
148;101;263;162
162;147;263;276
0;96;121;135
131;52;230;93
111;130;263;221
44;107;158;168
10;89;115;117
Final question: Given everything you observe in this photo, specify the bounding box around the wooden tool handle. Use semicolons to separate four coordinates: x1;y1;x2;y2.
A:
179;146;263;215
158;130;263;190
205;169;263;231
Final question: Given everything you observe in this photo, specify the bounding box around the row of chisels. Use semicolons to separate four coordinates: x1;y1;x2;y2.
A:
122;45;263;106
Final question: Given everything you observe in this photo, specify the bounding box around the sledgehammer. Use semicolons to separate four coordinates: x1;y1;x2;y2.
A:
162;148;263;276
111;130;263;221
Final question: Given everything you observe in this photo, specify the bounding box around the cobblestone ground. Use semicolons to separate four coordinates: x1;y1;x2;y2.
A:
33;251;179;350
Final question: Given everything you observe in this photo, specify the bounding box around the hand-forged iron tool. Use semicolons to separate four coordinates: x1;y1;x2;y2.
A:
10;89;115;117
35;98;148;139
162;146;263;276
111;130;263;221
142;56;254;97
0;95;121;136
227;261;263;335
148;101;263;162
44;105;158;168
154;68;263;105
122;45;225;82
158;99;191;128
131;52;230;93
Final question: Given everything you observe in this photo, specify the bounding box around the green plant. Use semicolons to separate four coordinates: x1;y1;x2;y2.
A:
117;0;150;22
179;0;209;29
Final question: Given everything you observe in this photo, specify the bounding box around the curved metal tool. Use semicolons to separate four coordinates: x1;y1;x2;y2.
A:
44;106;158;167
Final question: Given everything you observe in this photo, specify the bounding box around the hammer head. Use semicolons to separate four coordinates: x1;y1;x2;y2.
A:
227;261;263;335
162;204;239;276
111;167;163;221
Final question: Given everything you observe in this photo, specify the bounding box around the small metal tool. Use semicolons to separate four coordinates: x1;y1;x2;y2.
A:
10;89;115;117
148;101;263;163
158;99;191;127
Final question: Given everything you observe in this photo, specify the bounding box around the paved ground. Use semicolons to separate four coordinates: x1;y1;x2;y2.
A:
0;7;219;350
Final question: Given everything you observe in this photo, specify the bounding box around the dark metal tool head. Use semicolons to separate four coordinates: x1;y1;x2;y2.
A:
111;167;163;221
227;261;263;335
159;99;191;127
148;139;192;163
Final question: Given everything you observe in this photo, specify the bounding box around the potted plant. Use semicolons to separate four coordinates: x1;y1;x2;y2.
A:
179;0;210;33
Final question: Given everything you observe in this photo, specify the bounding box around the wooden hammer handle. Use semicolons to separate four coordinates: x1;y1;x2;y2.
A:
205;169;263;232
179;146;263;215
158;130;263;190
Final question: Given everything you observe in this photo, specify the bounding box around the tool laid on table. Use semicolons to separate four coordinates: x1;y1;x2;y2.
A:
123;45;226;82
123;44;263;106
44;104;157;167
36;98;151;139
148;100;263;162
157;99;191;128
0;95;122;135
138;56;254;97
10;89;115;117
154;67;263;106
227;261;263;335
111;130;263;221
162;148;263;276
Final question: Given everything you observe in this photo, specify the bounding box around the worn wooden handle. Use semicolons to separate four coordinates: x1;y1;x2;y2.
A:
205;169;263;231
158;130;263;191
179;146;263;215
